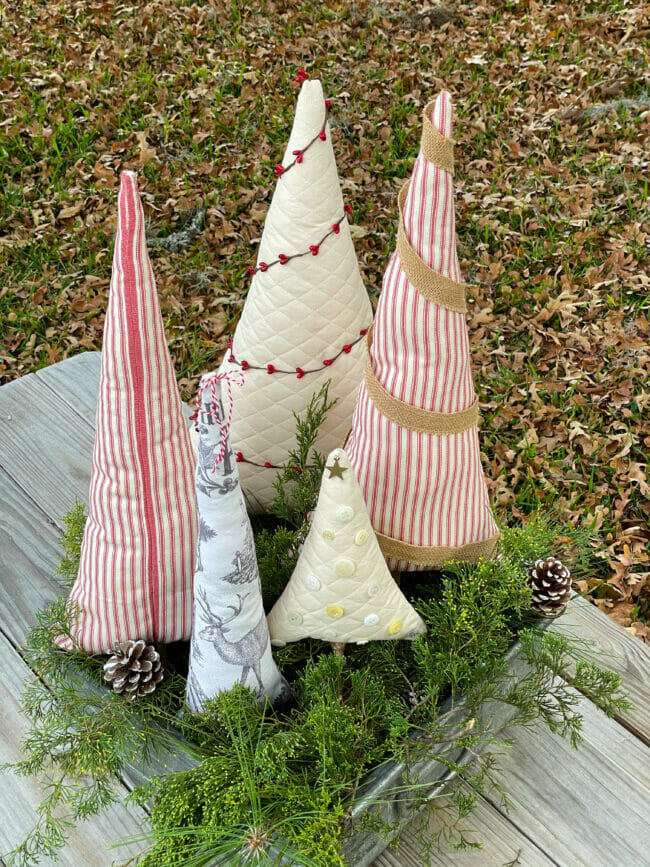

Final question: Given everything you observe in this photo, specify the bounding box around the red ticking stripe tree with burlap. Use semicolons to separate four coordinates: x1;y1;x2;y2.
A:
346;92;500;571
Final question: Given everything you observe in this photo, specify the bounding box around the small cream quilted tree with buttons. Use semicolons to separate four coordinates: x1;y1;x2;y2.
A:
266;448;426;651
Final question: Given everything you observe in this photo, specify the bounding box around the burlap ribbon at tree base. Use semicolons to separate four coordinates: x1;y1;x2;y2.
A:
420;98;455;174
363;327;479;435
375;530;500;567
396;184;467;313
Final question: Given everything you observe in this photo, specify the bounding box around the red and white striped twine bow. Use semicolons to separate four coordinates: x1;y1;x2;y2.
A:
194;370;245;471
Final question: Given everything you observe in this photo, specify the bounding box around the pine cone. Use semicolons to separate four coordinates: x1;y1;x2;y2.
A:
103;640;163;700
528;557;572;617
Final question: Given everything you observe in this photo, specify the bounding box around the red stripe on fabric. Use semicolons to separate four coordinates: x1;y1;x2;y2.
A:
121;174;160;637
135;181;171;639
111;180;141;646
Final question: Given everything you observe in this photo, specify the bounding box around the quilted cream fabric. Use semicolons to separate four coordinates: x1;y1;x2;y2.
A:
346;92;499;571
267;449;426;646
58;172;197;653
217;80;373;513
186;374;289;711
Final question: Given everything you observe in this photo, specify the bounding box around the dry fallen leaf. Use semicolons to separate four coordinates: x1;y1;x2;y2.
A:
135;129;157;165
57;202;84;220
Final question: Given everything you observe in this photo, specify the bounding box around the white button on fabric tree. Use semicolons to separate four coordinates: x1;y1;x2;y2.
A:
186;373;289;712
266;449;426;650
217;77;373;513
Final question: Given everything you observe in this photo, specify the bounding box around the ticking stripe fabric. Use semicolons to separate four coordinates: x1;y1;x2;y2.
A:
58;172;198;653
346;92;499;571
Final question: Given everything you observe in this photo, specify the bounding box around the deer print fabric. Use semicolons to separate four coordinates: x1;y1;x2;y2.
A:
186;374;289;712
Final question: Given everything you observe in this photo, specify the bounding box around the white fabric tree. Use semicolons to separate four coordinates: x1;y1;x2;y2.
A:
217;78;373;512
267;449;426;649
186;373;289;711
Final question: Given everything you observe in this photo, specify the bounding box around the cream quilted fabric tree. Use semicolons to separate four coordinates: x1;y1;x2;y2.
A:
267;448;426;648
217;79;373;513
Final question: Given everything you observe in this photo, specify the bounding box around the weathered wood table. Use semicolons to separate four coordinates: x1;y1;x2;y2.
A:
1;355;649;866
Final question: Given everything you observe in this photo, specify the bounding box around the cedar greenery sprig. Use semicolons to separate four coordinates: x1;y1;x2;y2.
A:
269;380;336;530
4;412;631;867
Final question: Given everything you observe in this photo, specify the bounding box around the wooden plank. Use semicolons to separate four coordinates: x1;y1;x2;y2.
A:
31;352;102;421
3;356;650;866
480;691;650;866
0;375;95;529
0;631;147;866
375;686;650;867
0;467;66;647
0;469;197;788
373;790;554;866
550;595;650;744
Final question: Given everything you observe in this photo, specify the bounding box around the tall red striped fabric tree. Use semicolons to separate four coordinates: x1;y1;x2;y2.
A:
58;172;198;653
346;92;499;571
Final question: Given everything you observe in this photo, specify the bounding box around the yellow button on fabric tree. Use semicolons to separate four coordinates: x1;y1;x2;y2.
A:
326;604;344;619
334;559;356;578
388;619;403;635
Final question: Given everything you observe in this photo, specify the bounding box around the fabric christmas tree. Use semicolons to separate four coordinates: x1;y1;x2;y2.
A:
346;92;499;571
58;171;198;653
217;77;373;513
266;448;426;647
186;373;289;711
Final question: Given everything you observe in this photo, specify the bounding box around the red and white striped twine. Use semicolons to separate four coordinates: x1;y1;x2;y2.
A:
194;370;245;471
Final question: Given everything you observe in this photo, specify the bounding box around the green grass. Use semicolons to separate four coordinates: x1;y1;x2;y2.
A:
1;0;648;622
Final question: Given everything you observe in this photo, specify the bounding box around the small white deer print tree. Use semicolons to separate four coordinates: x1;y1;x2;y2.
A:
266;448;426;652
186;373;289;712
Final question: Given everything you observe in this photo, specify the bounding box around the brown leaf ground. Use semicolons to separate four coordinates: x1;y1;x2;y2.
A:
1;0;648;637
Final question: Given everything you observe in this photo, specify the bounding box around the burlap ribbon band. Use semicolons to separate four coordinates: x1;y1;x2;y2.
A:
363;327;479;435
396;184;467;314
376;530;500;567
421;99;455;174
